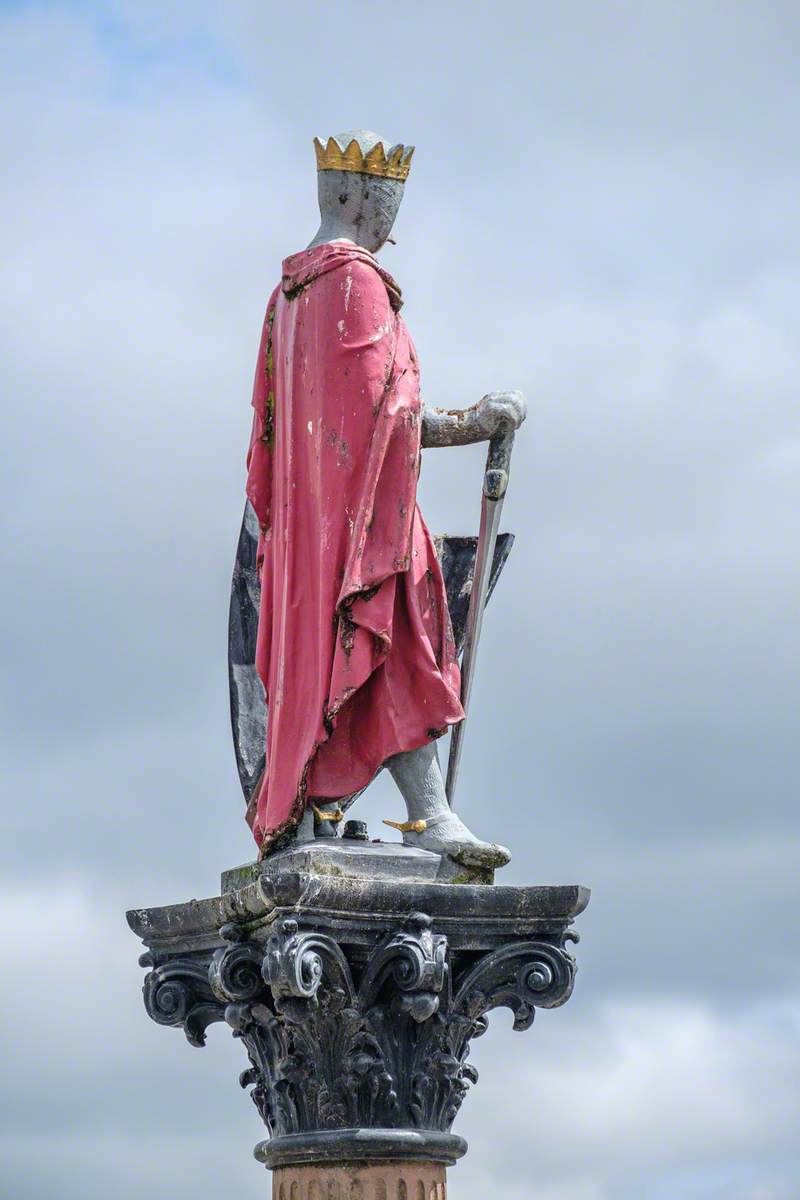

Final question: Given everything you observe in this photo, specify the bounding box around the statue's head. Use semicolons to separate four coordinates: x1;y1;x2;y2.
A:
314;130;414;254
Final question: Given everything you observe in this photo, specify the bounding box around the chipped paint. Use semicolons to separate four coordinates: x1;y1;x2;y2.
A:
244;241;462;852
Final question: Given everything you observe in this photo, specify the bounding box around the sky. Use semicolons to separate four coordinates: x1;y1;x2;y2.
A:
1;1;799;1197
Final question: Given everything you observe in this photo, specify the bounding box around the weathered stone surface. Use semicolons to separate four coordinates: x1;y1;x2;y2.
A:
128;859;588;1170
222;841;445;893
223;837;499;891
129;851;589;952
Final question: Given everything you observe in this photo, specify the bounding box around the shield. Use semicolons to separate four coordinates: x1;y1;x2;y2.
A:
228;502;514;809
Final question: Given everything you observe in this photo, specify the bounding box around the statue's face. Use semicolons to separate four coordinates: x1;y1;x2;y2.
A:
317;170;405;254
358;175;404;253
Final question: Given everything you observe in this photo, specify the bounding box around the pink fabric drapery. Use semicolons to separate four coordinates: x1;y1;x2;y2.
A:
245;242;462;850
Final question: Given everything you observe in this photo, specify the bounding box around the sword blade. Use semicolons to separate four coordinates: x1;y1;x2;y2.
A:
445;430;514;806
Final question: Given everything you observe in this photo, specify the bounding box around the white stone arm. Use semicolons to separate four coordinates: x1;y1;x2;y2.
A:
421;391;527;448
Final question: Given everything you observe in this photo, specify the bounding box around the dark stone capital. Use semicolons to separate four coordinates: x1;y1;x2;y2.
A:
129;854;589;1169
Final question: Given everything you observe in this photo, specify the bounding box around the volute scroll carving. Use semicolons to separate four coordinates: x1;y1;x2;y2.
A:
136;904;581;1145
142;957;225;1048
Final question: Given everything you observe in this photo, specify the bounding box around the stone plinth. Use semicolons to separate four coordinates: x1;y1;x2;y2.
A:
127;841;589;1186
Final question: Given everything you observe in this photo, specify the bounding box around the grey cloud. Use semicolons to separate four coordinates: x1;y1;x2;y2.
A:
1;3;799;1198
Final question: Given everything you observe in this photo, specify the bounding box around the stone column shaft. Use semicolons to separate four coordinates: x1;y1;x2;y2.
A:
272;1161;447;1200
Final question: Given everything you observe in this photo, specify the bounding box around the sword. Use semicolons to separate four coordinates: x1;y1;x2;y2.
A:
445;428;515;806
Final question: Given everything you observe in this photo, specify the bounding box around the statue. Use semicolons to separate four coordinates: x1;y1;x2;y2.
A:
239;130;526;871
128;130;589;1200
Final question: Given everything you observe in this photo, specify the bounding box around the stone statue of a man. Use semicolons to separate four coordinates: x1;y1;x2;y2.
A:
245;130;526;869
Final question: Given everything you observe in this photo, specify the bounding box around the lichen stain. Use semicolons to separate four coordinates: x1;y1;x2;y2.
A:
339;611;357;656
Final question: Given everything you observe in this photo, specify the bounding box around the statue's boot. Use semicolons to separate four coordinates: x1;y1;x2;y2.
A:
387;811;511;869
385;742;511;870
311;800;344;839
290;800;344;844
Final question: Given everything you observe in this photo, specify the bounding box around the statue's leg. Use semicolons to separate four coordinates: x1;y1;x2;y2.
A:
385;741;511;869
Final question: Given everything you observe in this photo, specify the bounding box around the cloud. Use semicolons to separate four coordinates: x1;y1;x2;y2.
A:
455;993;800;1198
2;883;798;1200
463;998;800;1178
1;3;799;1197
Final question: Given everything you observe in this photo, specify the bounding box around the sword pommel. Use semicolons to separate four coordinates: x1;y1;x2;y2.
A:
484;468;509;500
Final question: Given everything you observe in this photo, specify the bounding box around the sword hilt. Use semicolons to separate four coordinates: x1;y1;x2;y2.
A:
484;429;515;500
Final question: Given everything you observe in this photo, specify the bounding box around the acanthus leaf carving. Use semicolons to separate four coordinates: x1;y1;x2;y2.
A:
138;917;579;1139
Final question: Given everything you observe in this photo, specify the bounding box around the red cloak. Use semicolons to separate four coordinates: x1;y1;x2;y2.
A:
245;242;463;850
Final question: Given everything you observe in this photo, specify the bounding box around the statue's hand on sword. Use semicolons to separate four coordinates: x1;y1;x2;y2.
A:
475;389;528;438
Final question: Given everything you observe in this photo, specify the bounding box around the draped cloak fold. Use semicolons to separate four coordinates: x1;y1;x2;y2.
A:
245;242;463;851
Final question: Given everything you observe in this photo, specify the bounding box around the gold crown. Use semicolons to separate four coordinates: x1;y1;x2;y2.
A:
313;136;414;182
